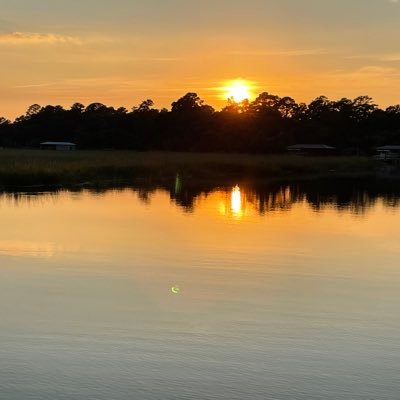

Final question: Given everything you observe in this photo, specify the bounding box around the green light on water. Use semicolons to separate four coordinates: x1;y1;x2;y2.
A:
171;286;180;294
175;174;182;194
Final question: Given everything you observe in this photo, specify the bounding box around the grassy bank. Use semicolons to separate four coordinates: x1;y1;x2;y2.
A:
0;149;380;188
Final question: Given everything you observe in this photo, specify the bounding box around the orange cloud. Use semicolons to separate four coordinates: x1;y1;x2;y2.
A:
0;32;80;45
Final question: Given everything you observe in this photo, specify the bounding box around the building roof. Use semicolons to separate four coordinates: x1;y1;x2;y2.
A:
41;142;76;146
287;144;336;150
376;145;400;151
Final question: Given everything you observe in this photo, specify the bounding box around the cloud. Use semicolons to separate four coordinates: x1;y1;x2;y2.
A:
356;65;398;75
14;82;61;89
0;32;81;45
346;53;400;62
229;48;327;57
381;54;400;61
324;65;400;85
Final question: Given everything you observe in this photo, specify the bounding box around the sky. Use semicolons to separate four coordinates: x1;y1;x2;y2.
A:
0;0;400;119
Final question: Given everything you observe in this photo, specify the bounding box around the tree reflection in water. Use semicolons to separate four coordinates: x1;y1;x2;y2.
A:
2;176;400;215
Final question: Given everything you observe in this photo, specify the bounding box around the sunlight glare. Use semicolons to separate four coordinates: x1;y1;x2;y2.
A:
223;79;253;102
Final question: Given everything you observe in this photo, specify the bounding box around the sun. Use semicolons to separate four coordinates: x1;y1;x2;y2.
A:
223;79;253;102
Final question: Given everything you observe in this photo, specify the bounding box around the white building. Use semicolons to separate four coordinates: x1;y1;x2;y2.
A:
287;144;336;156
40;142;77;151
375;146;400;160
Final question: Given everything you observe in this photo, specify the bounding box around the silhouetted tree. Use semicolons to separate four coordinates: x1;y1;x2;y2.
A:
70;103;85;113
26;104;42;116
133;99;155;113
171;93;213;113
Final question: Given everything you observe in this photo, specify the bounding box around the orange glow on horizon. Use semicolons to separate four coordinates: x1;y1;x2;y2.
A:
220;79;255;103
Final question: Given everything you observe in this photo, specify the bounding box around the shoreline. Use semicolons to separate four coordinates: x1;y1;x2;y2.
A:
0;149;393;190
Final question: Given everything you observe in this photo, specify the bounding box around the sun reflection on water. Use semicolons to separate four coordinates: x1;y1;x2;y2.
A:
231;185;242;216
218;185;246;218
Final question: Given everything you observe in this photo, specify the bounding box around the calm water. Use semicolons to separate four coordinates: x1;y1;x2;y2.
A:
1;179;400;400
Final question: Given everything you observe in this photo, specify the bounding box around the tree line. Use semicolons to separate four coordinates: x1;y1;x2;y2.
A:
1;92;399;153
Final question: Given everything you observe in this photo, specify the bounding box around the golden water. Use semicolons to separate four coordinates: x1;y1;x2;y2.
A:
0;185;399;399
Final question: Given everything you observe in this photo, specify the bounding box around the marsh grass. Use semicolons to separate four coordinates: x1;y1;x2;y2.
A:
0;149;378;188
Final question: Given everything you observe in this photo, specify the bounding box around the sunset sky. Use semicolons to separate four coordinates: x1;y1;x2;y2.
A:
1;0;400;119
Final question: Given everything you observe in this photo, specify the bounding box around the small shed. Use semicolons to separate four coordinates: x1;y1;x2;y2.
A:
40;142;76;151
375;146;400;160
287;144;336;156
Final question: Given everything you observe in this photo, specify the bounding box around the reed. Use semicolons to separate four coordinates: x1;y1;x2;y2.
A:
0;149;379;188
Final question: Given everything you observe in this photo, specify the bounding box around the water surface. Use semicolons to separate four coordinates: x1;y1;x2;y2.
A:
1;179;400;400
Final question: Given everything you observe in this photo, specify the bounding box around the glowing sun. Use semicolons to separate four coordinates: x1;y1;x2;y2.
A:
223;79;253;102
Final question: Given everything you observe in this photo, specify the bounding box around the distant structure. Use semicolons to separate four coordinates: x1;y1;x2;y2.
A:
374;146;400;161
287;144;336;156
40;142;76;151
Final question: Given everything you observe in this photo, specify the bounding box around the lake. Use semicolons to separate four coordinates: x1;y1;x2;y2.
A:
1;178;400;400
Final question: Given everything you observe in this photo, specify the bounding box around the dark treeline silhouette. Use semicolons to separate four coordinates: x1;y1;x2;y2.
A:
1;92;400;153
